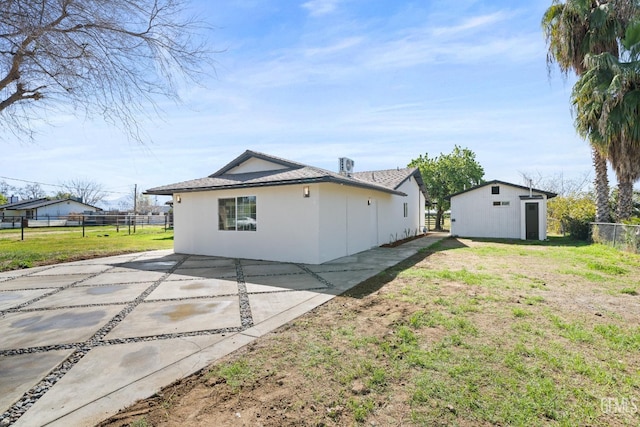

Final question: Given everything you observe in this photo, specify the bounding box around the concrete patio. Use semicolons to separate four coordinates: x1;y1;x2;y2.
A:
0;233;445;426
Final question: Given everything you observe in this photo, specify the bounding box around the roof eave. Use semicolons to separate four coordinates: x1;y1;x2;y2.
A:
146;176;406;196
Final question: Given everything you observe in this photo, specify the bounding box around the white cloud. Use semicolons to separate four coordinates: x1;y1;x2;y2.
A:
301;0;340;17
431;11;511;37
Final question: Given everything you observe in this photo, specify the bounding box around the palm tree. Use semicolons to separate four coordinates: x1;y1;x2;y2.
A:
542;0;623;222
573;47;640;220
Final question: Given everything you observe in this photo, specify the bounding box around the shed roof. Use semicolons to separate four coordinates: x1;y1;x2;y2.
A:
0;198;100;211
444;180;557;201
146;150;428;198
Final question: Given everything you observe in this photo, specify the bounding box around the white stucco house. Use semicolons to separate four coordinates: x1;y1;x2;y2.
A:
446;180;557;240
0;198;100;219
146;150;428;264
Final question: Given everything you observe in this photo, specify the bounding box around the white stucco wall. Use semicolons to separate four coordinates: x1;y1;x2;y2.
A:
391;177;425;241
317;184;372;262
449;184;548;240
173;184;321;264
172;178;426;264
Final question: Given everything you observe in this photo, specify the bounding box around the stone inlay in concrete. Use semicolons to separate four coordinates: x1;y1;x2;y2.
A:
13;336;225;427
168;267;237;280
0;275;93;291
0;290;53;311
244;274;328;293
0;306;126;350
105;297;242;340
242;263;306;277
0;350;74;413
146;278;239;300
81;271;165;286
0;234;446;427
27;283;154;309
30;265;109;276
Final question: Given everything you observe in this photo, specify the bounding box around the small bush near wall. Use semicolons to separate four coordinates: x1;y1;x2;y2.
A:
563;217;592;240
547;196;595;240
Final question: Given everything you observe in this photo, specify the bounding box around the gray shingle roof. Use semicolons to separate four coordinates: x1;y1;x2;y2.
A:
0;198;100;210
444;180;557;200
146;150;428;198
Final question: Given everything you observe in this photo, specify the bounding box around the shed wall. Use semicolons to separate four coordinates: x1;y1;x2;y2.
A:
450;185;531;239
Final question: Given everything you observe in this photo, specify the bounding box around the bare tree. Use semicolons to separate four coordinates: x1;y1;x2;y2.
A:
60;177;107;205
17;183;46;199
0;0;212;141
519;170;591;197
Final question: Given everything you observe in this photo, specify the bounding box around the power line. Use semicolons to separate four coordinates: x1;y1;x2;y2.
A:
0;175;130;195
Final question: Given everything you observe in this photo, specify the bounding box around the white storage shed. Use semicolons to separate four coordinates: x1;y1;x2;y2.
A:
446;180;556;240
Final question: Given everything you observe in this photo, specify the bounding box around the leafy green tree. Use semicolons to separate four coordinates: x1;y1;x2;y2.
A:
542;0;627;223
409;146;484;231
547;195;596;239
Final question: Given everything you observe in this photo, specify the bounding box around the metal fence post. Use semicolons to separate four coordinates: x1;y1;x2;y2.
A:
82;215;85;237
21;216;24;241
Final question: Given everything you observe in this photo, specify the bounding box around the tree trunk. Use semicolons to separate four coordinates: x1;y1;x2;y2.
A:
593;148;611;223
616;177;633;221
435;207;444;231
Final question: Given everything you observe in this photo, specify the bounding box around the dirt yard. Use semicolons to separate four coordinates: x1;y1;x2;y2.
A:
100;237;640;426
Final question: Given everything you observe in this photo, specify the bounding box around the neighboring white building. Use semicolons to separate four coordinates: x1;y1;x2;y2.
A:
146;150;428;264
446;180;557;241
0;198;100;219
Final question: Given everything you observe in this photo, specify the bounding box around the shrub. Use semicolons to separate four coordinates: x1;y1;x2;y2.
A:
547;196;595;240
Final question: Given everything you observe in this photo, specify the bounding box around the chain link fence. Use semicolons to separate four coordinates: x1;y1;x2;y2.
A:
591;222;640;254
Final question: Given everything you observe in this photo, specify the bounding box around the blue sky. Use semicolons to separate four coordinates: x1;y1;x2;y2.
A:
1;0;609;207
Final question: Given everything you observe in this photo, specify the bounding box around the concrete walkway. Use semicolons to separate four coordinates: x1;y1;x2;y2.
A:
0;233;446;426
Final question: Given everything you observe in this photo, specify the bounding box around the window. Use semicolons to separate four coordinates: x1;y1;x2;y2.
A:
403;202;408;217
219;196;256;231
493;201;510;207
491;186;500;194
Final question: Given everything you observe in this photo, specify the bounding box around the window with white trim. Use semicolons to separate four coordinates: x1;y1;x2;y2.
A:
218;196;257;231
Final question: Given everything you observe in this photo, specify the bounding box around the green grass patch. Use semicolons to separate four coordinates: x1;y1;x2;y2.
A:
0;226;173;272
211;359;257;390
399;267;497;286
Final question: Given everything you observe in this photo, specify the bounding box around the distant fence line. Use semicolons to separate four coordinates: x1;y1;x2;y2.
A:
0;214;173;240
1;214;171;228
591;222;640;254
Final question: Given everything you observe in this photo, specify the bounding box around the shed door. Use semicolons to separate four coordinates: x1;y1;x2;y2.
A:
525;203;539;240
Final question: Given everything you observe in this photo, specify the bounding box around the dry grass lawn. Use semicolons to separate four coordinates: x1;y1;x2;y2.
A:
101;237;640;427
